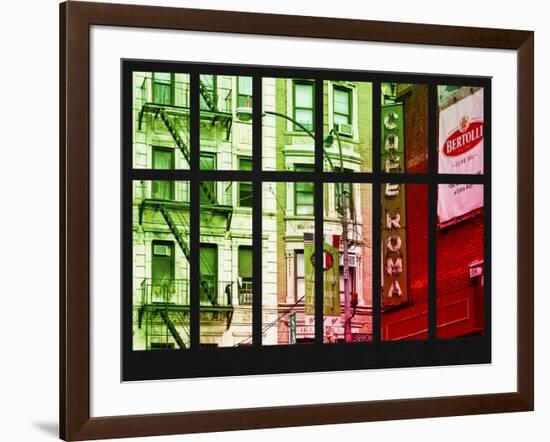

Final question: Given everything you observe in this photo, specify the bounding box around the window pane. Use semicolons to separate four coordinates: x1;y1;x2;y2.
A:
238;158;253;207
295;165;314;173
152;148;173;169
295;181;314;193
200;154;215;170
200;181;216;205
334;88;350;115
438;85;484;176
152;149;174;200
238;182;253;207
296;191;313;206
199;244;217;306
200;75;252;170
153;72;171;83
381;183;428;341
239;157;252;171
296;252;305;278
295;178;314;216
262;182;316;345
201;74;215;89
296;205;314;216
323;183;373;343
237;76;253;108
200;181;252;347
381;83;429;173
295;109;313;130
238;76;253;96
323;80;372;172
133;72;190;169
200;155;216;205
153;73;172;105
437;184;484;338
296;279;305;298
238;247;253;278
333;113;349;126
153;84;171;105
295;83;313;108
133;180;190;350
262;78;314;170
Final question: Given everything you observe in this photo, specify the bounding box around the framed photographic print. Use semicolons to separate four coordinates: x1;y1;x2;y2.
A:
60;1;534;440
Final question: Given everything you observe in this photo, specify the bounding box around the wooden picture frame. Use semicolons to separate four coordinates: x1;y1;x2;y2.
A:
60;1;534;440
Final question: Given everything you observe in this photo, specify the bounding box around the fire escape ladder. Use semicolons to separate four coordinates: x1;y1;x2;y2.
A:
199;79;216;111
158;205;219;306
156;108;191;165
180;321;191;345
198;181;217;207
158;205;191;261
138;304;146;329
155;108;218;207
157;309;186;349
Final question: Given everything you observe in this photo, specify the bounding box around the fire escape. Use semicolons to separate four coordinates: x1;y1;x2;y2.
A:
136;78;234;349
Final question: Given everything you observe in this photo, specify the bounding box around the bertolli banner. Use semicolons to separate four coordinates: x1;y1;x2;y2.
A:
438;89;484;223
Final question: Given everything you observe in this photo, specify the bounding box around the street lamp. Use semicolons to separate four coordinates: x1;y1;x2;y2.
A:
324;128;353;343
261;111;354;344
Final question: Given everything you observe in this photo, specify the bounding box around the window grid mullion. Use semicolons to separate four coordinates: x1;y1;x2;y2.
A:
252;75;263;346
371;80;382;344
314;78;324;344
189;72;201;348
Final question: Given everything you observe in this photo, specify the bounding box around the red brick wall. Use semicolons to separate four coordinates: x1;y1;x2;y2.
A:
436;214;484;298
403;84;428;173
405;184;428;305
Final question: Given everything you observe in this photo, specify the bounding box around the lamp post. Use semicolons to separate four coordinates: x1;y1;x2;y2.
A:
324;129;353;343
241;109;354;343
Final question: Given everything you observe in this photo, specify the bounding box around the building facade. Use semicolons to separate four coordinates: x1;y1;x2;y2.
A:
262;78;374;344
132;72;279;349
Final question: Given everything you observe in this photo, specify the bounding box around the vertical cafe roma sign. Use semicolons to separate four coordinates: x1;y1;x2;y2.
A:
381;104;408;307
438;88;484;224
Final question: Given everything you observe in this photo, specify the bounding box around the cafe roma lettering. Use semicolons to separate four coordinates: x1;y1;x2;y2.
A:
381;103;408;307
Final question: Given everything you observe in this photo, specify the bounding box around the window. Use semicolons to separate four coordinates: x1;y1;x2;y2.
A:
199;244;218;305
295;251;305;302
237;76;253;108
199;153;216;204
293;81;314;131
333;86;352;126
151;241;174;303
152;72;173;105
238;157;253;207
294;165;314;216
152;147;174;200
238;246;253;304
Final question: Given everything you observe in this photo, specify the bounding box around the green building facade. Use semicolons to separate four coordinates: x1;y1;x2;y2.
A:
131;72;374;349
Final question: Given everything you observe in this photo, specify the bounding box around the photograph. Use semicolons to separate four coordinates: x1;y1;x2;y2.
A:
126;65;490;383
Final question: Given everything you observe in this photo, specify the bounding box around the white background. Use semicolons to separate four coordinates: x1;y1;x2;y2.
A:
0;0;546;441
